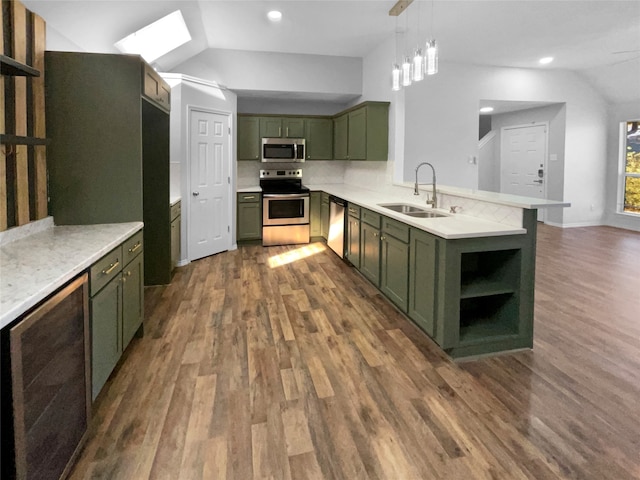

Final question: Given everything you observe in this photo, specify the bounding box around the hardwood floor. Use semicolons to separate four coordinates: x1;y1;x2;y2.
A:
69;225;640;479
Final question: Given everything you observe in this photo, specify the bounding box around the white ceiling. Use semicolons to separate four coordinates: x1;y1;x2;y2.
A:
22;0;640;103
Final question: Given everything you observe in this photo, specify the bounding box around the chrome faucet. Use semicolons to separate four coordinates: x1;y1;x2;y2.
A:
414;162;437;209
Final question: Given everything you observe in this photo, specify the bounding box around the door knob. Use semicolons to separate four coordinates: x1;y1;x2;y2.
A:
192;191;200;196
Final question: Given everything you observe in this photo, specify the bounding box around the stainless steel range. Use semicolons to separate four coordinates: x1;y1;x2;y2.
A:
260;169;310;246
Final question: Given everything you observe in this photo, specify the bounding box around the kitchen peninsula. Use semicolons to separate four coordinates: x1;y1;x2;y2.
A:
242;181;568;358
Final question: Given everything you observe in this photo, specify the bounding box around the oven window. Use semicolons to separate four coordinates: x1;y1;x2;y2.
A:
269;199;304;219
264;144;294;159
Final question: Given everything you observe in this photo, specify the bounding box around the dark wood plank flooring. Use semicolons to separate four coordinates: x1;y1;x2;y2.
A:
69;224;640;479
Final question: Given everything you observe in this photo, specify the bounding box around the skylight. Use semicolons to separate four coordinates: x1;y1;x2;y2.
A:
114;10;191;63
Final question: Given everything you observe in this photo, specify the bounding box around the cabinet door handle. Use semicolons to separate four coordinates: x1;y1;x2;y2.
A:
102;260;120;275
128;242;141;253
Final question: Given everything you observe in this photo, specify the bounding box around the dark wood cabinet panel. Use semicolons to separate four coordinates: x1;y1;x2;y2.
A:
8;274;90;480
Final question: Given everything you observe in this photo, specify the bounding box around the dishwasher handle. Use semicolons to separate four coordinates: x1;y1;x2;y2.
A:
329;195;346;207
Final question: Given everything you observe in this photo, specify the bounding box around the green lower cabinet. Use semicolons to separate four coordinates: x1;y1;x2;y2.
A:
360;222;381;286
346;216;361;268
237;193;262;241
122;253;144;348
380;234;409;312
91;274;122;400
321;193;330;240
310;192;322;237
408;228;437;336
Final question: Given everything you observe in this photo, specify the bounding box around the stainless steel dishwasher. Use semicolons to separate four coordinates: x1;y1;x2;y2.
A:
328;196;346;258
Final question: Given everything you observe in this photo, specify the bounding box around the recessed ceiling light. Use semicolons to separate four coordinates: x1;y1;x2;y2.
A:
480;107;494;113
114;10;191;63
267;10;282;22
539;57;554;65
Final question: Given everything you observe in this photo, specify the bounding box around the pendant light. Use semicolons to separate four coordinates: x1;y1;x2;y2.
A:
426;39;438;75
411;1;424;82
426;0;438;75
392;64;401;91
402;56;412;86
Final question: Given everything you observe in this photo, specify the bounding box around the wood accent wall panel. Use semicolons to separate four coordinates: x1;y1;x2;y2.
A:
12;2;29;226
1;1;48;230
32;14;46;218
1;2;5;230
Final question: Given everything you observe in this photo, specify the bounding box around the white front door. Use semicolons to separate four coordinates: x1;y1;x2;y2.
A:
189;109;230;261
500;123;547;220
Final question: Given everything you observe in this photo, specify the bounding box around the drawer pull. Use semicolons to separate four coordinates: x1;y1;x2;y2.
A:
128;242;142;253
243;195;256;200
102;260;120;275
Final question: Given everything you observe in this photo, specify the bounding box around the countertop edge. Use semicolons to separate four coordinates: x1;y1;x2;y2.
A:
0;222;143;329
306;183;527;239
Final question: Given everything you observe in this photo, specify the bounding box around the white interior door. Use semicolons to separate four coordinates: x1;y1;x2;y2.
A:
500;123;547;220
189;110;230;261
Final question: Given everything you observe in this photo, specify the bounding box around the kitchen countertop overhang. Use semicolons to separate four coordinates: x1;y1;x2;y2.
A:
306;184;528;239
0;222;144;329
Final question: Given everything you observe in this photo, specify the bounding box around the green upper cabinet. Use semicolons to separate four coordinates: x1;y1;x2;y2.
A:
260;117;305;138
260;117;283;137
348;107;367;160
283;117;306;138
333;102;389;161
305;118;333;160
238;116;260;161
333;114;349;160
237;101;389;162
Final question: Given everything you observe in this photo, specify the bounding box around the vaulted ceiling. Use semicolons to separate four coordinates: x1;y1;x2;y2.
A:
22;0;640;103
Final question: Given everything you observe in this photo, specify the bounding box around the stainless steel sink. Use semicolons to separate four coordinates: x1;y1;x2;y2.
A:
378;203;426;214
378;203;449;218
404;211;448;218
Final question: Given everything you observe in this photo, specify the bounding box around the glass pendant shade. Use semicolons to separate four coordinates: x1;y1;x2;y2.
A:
426;39;438;75
392;64;401;91
412;48;424;82
402;56;412;86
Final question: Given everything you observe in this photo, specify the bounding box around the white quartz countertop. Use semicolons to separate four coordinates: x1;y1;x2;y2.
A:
403;183;571;209
237;186;261;193
170;196;181;206
0;222;143;329
306;184;527;240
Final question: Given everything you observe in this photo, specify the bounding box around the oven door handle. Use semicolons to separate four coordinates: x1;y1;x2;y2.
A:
262;193;309;199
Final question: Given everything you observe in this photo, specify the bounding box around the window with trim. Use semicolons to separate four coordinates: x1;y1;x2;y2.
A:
621;121;640;214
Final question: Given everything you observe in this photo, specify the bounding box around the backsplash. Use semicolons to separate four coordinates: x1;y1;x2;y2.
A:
237;160;347;188
343;160;395;191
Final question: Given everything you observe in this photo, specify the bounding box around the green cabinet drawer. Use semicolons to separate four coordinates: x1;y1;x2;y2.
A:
238;192;261;203
90;246;123;296
361;208;381;229
382;216;410;243
122;230;144;266
347;204;361;219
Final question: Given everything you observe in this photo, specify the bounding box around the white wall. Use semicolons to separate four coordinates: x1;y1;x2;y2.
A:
163;74;237;260
402;61;608;227
604;101;640;232
171;48;362;99
343;36;399;189
237;98;349;115
489;104;567;224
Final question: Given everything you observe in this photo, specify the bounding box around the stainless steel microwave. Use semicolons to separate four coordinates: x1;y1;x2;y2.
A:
262;138;305;163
